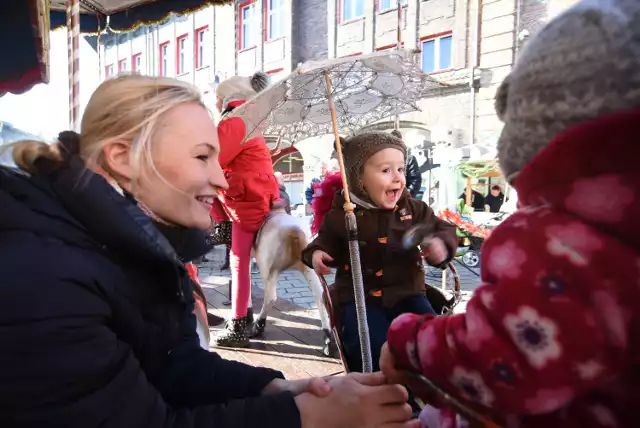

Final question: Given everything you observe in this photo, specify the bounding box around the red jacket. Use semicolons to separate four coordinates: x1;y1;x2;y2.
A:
212;101;279;233
387;111;640;427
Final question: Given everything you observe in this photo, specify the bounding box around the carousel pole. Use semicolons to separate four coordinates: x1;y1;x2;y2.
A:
66;0;80;131
323;71;373;373
393;1;403;131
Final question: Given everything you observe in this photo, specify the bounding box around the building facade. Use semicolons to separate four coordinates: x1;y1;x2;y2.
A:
101;4;236;116
98;0;579;203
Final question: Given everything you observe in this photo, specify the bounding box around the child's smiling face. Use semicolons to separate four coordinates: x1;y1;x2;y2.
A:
361;148;406;209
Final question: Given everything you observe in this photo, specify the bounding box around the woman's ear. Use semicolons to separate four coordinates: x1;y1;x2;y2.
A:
102;141;133;183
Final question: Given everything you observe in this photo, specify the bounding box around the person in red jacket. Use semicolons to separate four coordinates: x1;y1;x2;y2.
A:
211;72;281;347
382;0;640;426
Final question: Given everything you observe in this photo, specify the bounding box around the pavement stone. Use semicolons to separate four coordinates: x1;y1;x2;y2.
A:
197;246;482;313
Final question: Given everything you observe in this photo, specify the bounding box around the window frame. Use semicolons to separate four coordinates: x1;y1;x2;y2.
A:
105;64;114;78
195;26;209;69
339;0;365;24
378;0;408;13
118;58;128;73
265;0;286;41
132;53;142;73
420;32;454;74
176;33;189;75
239;0;259;50
159;41;170;77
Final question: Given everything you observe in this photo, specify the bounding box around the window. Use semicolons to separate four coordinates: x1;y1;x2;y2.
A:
159;42;169;76
118;58;128;72
176;34;188;75
240;2;258;49
341;0;364;22
105;64;114;77
132;53;142;73
266;0;286;40
379;0;407;12
195;26;208;69
421;33;453;73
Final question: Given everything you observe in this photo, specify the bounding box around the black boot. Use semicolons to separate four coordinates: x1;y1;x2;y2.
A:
213;316;250;348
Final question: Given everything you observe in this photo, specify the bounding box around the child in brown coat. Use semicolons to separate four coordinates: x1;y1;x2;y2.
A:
302;132;457;372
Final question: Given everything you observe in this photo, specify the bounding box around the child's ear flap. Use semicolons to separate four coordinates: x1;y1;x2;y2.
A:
333;137;348;153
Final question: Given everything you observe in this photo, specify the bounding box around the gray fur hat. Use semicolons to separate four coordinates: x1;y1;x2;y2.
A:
495;0;640;181
216;71;269;109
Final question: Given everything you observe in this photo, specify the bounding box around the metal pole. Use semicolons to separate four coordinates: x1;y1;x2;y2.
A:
65;0;81;130
66;1;73;129
323;71;372;372
394;0;402;130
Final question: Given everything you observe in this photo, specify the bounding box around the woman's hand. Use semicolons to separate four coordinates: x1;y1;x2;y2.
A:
311;250;333;275
421;237;448;266
261;377;331;397
296;372;418;428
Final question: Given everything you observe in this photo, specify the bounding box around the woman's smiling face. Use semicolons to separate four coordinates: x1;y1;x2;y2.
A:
361;148;406;209
135;102;228;229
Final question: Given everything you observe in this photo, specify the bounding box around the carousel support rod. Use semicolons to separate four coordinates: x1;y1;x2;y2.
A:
66;0;80;131
323;70;373;373
324;72;354;211
394;1;403;131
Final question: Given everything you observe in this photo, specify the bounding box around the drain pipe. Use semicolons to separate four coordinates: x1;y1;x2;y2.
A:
514;0;522;58
468;0;481;145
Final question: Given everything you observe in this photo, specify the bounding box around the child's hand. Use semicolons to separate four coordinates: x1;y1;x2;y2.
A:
312;250;334;275
421;237;448;266
380;343;406;386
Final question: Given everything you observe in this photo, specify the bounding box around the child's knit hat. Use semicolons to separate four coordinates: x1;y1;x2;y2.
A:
216;72;269;109
495;0;640;182
338;132;407;199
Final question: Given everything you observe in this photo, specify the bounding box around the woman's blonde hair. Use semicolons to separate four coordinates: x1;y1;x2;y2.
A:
12;74;205;184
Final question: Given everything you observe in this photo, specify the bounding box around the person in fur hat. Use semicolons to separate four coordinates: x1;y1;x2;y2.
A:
302;132;457;372
210;72;282;347
381;0;640;426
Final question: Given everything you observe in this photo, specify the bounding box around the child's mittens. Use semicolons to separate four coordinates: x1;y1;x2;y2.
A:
421;237;448;266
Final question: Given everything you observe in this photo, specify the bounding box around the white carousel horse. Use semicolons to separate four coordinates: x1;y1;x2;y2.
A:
251;208;333;354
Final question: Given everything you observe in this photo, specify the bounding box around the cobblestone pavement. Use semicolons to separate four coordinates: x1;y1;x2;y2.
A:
197;246;482;314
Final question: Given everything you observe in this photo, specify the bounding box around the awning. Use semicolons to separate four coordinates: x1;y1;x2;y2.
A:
49;0;233;33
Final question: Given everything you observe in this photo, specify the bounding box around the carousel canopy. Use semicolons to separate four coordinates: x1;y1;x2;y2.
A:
1;0;232;97
49;0;233;33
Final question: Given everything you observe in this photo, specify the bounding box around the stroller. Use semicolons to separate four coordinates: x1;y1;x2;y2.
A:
438;200;492;268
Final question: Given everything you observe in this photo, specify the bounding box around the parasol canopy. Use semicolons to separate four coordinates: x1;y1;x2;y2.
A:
229;49;445;144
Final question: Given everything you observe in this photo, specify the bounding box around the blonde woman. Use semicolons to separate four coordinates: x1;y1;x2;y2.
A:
0;75;418;428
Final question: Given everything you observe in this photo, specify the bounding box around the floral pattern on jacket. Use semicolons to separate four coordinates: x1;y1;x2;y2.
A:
388;111;640;428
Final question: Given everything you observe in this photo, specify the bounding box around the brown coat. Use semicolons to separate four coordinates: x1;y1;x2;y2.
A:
302;191;457;308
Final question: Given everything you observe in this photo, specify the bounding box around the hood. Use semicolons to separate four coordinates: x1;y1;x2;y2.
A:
0;157;211;268
514;110;640;250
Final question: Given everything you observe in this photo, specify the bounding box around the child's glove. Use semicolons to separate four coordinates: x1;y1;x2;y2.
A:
421;237;448;267
311;250;334;275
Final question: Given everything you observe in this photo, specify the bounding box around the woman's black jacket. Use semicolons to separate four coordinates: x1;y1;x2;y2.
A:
0;158;301;428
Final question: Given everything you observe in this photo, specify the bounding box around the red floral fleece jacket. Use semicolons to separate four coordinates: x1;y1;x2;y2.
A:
387;111;640;428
